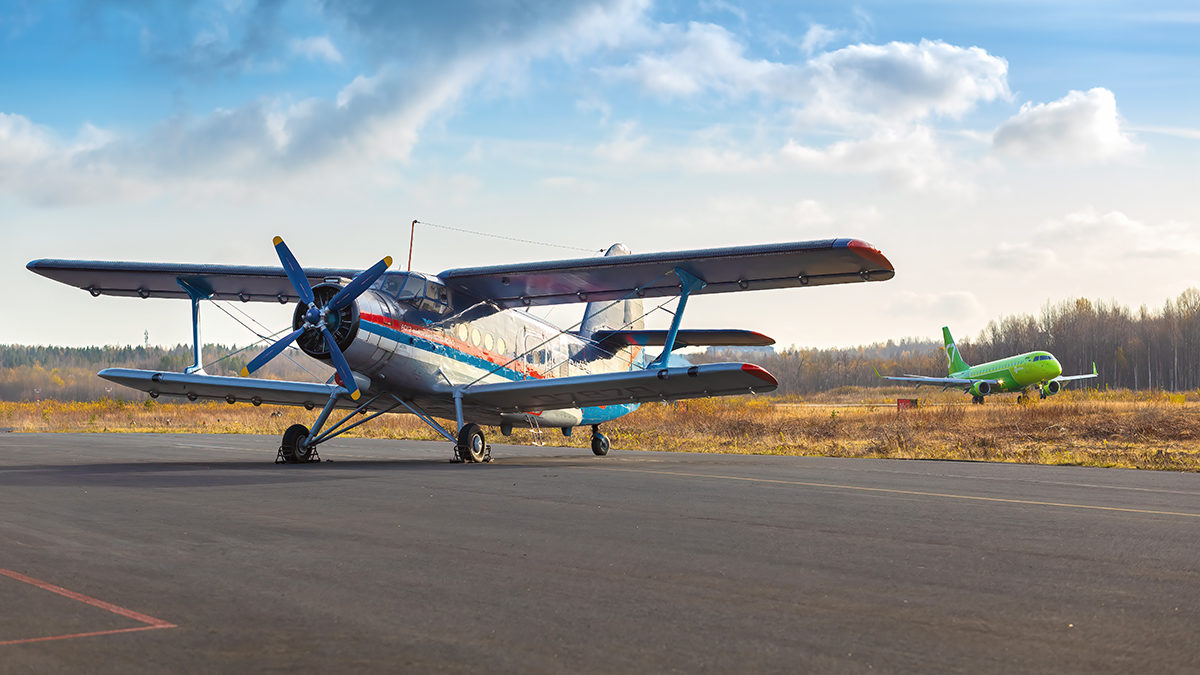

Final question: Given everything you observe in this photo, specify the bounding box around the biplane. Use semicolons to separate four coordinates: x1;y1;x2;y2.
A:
27;236;895;462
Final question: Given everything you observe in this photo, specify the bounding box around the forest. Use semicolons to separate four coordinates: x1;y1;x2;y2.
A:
697;289;1200;394
4;289;1200;400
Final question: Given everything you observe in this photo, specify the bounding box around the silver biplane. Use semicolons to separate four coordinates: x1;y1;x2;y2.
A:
27;236;894;462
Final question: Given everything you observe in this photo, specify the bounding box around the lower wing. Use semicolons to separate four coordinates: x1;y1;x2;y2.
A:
463;362;777;412
99;368;351;409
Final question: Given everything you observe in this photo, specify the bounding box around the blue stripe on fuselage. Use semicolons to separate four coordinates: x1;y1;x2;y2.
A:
359;319;528;382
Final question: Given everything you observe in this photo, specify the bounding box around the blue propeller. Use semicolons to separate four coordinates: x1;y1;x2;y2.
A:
240;237;392;401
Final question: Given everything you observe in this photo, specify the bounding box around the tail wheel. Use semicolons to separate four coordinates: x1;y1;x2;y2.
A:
281;424;313;463
591;433;610;456
457;423;487;463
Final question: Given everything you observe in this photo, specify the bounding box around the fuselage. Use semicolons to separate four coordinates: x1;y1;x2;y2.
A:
307;270;643;428
956;351;1063;393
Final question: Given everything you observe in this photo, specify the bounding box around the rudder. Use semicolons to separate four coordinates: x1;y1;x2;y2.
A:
942;326;970;374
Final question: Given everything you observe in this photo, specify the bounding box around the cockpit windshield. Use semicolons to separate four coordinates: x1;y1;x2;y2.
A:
372;271;450;315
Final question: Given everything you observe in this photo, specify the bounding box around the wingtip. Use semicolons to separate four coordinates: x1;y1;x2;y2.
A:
272;235;284;246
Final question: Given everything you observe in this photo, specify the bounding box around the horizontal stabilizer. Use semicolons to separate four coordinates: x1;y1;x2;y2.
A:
440;238;894;308
27;260;365;302
98;368;358;409
590;329;774;353
463;362;777;412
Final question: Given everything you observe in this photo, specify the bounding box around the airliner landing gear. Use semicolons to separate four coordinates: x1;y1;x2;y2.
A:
972;395;984;405
456;423;491;463
278;423;319;463
590;425;610;456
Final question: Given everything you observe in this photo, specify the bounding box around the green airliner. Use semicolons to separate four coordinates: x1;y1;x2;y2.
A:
878;327;1098;404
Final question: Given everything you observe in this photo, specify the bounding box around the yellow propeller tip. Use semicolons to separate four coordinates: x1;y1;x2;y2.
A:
383;256;393;267
240;367;249;377
272;235;283;246
350;390;361;401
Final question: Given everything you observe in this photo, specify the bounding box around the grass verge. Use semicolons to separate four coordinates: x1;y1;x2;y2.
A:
1;394;1198;471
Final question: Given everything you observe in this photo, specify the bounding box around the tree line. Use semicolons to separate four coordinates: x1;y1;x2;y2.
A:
0;344;331;401
4;288;1200;400
698;289;1200;395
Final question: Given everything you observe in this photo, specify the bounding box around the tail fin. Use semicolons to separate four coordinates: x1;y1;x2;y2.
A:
580;243;643;337
942;326;970;374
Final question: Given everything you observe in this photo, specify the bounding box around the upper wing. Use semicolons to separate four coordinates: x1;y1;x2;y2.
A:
439;238;893;309
26;260;365;302
463;362;777;412
98;368;353;408
589;329;773;353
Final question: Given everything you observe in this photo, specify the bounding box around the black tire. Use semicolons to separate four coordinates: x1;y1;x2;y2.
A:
281;423;312;463
591;433;610;456
458;423;487;463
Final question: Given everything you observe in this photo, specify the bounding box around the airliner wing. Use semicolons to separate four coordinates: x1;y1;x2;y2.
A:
877;373;999;390
439;238;893;309
1054;362;1099;383
462;362;777;412
26;260;363;302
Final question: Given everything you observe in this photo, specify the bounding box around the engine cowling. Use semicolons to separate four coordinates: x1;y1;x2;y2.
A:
969;381;992;397
1044;380;1061;396
293;283;359;360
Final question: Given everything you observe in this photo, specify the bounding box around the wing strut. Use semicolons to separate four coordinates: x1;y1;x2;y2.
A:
176;278;214;375
648;267;707;368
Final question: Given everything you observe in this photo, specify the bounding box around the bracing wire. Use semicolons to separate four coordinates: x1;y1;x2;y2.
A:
203;301;324;380
414;220;603;254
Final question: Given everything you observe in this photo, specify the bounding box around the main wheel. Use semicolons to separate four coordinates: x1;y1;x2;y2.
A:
457;423;487;463
281;423;313;463
591;432;610;456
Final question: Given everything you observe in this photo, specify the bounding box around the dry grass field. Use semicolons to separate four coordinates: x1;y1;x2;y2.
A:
2;388;1199;471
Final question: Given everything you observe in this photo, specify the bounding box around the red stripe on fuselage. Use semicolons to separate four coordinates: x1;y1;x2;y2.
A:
359;312;547;379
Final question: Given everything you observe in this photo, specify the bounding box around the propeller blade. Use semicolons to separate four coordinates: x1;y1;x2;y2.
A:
322;326;361;400
241;327;306;377
273;236;315;305
327;256;393;312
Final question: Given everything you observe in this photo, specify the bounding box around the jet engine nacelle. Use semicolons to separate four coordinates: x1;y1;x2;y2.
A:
1044;380;1061;396
969;381;991;397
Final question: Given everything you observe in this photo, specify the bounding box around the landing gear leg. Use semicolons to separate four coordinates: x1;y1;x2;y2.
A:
972;395;984;405
590;424;610;456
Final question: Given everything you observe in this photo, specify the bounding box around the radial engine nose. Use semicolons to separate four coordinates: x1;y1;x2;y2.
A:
293;283;360;359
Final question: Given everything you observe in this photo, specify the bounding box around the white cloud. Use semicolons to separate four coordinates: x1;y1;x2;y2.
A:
801;39;1010;126
595;121;649;162
604;21;781;99
291;36;344;64
781;126;970;192
993;88;1139;161
799;24;839;55
793;199;835;227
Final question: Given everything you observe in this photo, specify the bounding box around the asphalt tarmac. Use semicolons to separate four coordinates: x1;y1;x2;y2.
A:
1;432;1198;673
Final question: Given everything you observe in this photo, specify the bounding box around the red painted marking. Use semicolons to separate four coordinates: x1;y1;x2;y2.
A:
0;567;176;646
359;312;548;379
740;363;779;385
0;625;166;646
845;238;894;271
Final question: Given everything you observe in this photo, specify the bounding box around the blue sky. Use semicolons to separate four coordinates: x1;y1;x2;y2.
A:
3;1;1199;349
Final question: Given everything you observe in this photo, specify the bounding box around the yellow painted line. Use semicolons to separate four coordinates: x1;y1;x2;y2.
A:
583;466;1200;519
